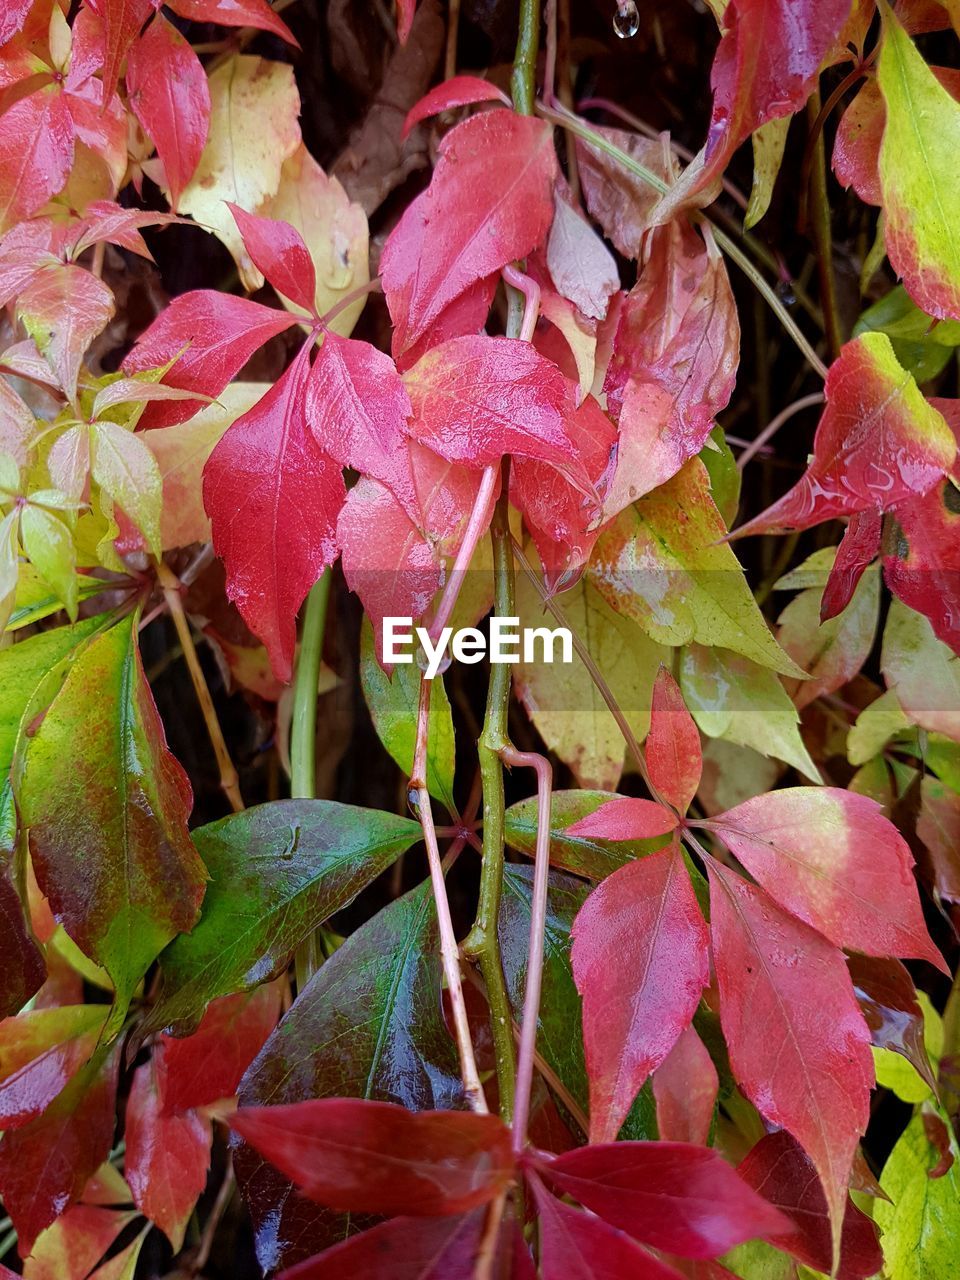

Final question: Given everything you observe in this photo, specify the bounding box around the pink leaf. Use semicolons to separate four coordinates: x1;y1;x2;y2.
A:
571;843;709;1143
708;862;874;1248
165;0;298;43
0;90;74;235
123;291;297;429
652;1025;718;1146
203;346;346;682
545;187;620;321
228;204;318;317
402;75;510;139
381;110;556;355
711;787;946;969
126;14;210;207
567;797;678;842
85;0;160;102
645;667;702;815
534;1142;788;1259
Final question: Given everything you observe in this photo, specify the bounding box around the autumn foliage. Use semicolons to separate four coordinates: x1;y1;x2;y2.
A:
1;0;960;1276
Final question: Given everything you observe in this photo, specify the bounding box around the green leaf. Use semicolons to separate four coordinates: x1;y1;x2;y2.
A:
854;285;960;383
19;614;207;1032
700;425;741;528
359;617;455;811
875;1113;960;1278
878;3;960;321
504;789;669;881
588;459;804;678
19;505;77;620
7;568;106;632
235;879;461;1271
146;799;421;1034
90;420;163;555
680;644;820;781
498;865;656;1141
848;689;915;767
515;551;667;790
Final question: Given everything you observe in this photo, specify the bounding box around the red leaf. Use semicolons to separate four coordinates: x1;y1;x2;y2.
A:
510;389;618;589
306;333;416;513
602;220;739;510
86;0;160;101
203;345;346;682
402;76;510;139
655;0;851;218
229;1099;514;1216
0;1043;120;1255
122;291;297;429
536;1141;788;1259
711;787;946;969
165;0;298;43
572;845;709;1143
125;1059;212;1250
0;90;74;234
0;1005;108;1130
277;1211;485;1279
0;0;32;44
735;334;957;536
16;262;115;402
126;15;210;207
821;509;882;622
849;954;937;1090
645;668;702;814
532;1178;686;1280
738;1131;883;1280
707;862;873;1246
566;797;678;841
22;1202;136;1280
544;185;620;321
228;204;318;317
156;983;282;1114
652;1025;718;1146
403;335;591;488
0;874;45;1019
381;110;556;355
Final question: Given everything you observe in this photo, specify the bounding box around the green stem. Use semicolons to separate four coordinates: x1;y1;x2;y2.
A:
511;0;540;115
291;572;332;991
806;87;844;361
463;479;518;1122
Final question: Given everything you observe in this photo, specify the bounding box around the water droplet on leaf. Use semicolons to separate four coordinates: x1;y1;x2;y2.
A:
613;0;639;39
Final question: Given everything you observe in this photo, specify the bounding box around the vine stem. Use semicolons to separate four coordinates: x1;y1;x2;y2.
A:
736;392;825;472
411;678;488;1113
291;573;332;990
154;558;244;813
427;465;498;642
502;745;552;1153
805;86;843;360
538;102;829;380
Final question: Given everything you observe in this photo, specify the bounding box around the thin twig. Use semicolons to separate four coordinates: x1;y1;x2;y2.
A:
154;559;244;813
412;678;488;1112
736;392;825;471
501;745;552;1154
190;1159;236;1275
805;86;844;360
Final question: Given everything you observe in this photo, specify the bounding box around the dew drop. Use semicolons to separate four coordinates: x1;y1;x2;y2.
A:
407;787;422;816
613;0;639;39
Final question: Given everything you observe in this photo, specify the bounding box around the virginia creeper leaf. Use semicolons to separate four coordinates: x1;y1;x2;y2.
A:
711;787;945;968
589;460;804;678
227;203;318;316
381;109;556;354
878;4;960;320
122;292;296;430
651;1024;718;1147
178;55;301;278
89;419;163;555
874;1113;960;1280
19;615;207;1029
235;882;461;1271
165;0;297;42
571;843;710;1143
0;1004;108;1129
17;263;114;403
203;345;346;682
0;90;73;234
545;188;620;322
124;1058;211;1250
125;14;210;206
735;333;957;536
274;1211;486;1280
849;953;938;1094
737;1131;882;1280
506;791;673;881
645;668;702;814
566;797;678;843
85;0;159;102
707;862;874;1248
575;126;674;260
144;799;420;1034
402;76;510;138
24;1203;137;1280
881;597;960;740
231;1099;513;1215
918;774;960;904
536;1142;789;1260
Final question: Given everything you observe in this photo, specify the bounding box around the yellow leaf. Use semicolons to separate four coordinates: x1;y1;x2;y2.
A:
179;55;301;285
